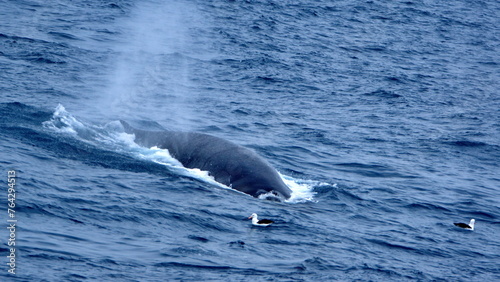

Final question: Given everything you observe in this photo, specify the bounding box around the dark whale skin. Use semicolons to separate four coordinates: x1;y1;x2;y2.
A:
121;121;292;200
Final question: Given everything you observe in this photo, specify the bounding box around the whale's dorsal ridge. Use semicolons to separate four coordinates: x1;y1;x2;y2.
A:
118;120;292;200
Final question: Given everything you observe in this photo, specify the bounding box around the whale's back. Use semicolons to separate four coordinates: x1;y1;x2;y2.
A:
120;120;292;199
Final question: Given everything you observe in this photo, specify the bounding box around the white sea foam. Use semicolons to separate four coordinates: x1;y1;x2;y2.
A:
281;174;329;203
42;104;79;135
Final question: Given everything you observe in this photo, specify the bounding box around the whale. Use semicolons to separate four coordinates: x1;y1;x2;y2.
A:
120;121;292;200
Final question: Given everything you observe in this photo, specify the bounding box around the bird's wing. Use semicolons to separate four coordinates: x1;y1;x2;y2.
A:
258;219;274;224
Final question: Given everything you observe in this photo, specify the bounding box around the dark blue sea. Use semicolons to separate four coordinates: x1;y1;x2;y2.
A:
1;0;499;281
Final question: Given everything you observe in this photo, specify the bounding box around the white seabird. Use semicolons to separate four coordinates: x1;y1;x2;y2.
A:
248;213;274;227
454;219;475;230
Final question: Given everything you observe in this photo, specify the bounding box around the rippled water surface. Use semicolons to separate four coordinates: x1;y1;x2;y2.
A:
1;0;499;281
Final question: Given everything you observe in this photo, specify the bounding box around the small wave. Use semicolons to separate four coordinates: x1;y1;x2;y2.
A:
47;31;82;41
447;140;488;147
297;257;345;271
27;252;85;262
405;202;451;212
333;162;417;179
154;261;234;270
367;238;417;252
363;89;402;98
187;235;209;243
25;55;66;64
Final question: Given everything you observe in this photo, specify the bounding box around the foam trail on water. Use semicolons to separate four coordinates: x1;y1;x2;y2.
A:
43;104;131;149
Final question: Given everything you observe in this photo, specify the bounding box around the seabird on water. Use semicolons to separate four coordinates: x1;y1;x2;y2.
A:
454;219;475;230
248;213;274;227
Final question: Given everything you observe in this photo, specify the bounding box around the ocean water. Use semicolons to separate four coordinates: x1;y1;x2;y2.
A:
1;0;499;281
